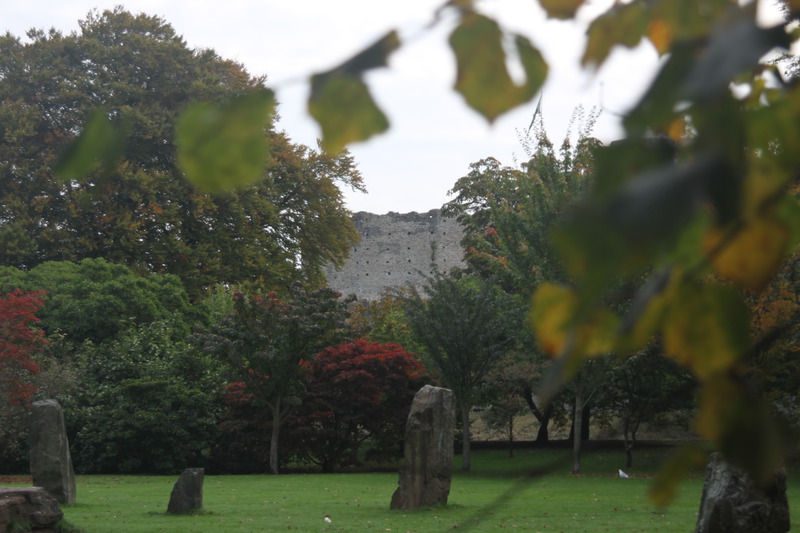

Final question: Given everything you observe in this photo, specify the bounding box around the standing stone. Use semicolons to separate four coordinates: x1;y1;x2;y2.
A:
695;452;790;533
0;487;63;531
29;399;76;504
167;468;204;514
390;385;456;510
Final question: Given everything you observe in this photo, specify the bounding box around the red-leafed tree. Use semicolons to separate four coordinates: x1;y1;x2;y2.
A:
285;340;427;472
0;289;47;406
0;289;48;469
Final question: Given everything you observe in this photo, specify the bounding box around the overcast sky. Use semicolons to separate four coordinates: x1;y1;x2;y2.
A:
4;1;777;214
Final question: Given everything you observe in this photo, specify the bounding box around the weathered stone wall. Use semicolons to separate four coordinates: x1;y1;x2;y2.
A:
325;209;465;302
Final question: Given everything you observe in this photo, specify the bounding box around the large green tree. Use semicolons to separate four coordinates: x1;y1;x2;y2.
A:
73;318;223;474
442;121;599;454
0;8;361;298
0;258;197;344
400;270;518;471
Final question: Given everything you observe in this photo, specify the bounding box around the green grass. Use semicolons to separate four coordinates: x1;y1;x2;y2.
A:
9;446;800;532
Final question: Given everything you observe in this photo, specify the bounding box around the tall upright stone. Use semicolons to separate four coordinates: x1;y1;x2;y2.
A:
695;453;790;533
167;468;204;514
29;399;76;504
390;385;455;510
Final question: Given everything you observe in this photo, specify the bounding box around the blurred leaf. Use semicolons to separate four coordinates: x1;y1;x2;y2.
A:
325;30;400;76
703;217;790;291
539;0;586;19
308;31;400;153
662;283;749;379
682;19;790;101
646;18;673;55
55;110;127;180
618;268;674;351
176;90;275;193
695;374;796;486
592;137;677;197
449;13;547;122
530;283;618;360
530;283;576;357
623;43;695;136
309;75;389;154
649;442;709;507
555;154;721;298
582;2;647;68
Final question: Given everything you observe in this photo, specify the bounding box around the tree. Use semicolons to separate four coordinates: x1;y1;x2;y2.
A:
0;8;362;299
191;285;352;474
348;291;427;356
39;0;800;500
72;319;223;474
443;116;597;453
0;258;197;344
400;270;518;471
606;344;695;468
0;289;47;405
284;339;426;472
0;289;47;468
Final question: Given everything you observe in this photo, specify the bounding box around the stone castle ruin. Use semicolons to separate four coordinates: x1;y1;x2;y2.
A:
324;209;465;301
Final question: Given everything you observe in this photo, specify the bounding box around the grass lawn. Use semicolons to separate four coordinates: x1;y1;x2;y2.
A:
8;445;800;532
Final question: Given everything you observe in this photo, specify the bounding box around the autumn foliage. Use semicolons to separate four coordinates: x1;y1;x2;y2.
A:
0;289;47;406
285;340;426;472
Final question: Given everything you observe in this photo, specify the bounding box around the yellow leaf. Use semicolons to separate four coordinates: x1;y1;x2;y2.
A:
540;0;586;19
530;283;619;359
449;14;547;122
647;18;673;55
662;283;748;379
530;283;576;357
618;270;678;353
703;216;790;291
664;117;687;143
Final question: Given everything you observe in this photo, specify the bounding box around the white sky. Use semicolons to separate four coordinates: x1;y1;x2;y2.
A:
1;1;785;214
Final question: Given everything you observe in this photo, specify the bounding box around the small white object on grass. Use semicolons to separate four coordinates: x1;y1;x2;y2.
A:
324;515;332;524
618;469;629;478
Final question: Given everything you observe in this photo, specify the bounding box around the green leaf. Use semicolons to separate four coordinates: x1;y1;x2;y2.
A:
662;283;749;379
176;89;275;193
682;19;790;101
539;0;586;19
309;74;389;155
582;2;647;68
55;110;127;180
308;31;400;153
649;442;709;507
449;14;547;122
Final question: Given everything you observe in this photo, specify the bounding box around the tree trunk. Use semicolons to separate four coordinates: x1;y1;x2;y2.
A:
269;402;281;474
507;414;514;458
522;386;552;443
623;416;633;469
572;387;583;474
581;404;591;441
461;401;471;471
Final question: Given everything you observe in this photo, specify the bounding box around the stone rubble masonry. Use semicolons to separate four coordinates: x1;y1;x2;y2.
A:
325;209;465;302
0;487;63;532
